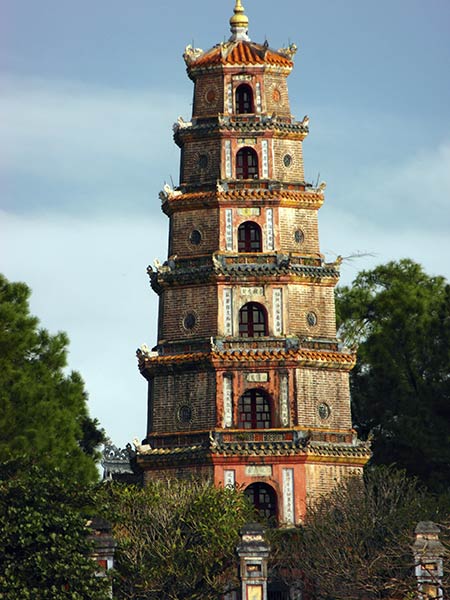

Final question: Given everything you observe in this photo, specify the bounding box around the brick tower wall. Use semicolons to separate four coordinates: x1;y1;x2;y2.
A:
278;207;320;254
192;72;225;118
295;368;352;430
287;284;337;338
272;138;304;181
180;139;221;185
170;208;220;257
305;463;363;504
159;285;219;341
151;369;217;433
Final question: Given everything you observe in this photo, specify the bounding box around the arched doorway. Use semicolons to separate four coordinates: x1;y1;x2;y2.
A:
238;389;272;429
238;221;262;252
235;83;254;114
245;482;277;520
238;302;268;337
236;147;259;179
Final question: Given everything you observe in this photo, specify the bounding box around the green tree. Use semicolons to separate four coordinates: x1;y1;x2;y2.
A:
335;259;450;493
101;479;254;600
0;274;104;484
270;466;449;600
0;458;110;600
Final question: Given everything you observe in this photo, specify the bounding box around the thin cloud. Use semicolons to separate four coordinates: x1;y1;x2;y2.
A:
0;76;184;215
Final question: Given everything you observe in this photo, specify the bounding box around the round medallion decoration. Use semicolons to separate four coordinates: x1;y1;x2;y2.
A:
206;89;217;103
283;153;293;168
272;88;281;103
198;153;208;169
307;311;318;327
178;405;193;424
189;229;202;245
318;403;331;420
182;312;197;331
294;229;304;244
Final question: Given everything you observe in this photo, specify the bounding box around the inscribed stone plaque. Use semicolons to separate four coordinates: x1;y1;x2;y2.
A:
224;288;233;335
227;84;233;114
224;469;235;488
225;140;232;178
241;286;264;297
282;468;295;524
262;140;269;178
256;82;262;112
280;373;289;426
273;288;283;335
238;207;261;217
247;585;263;600
266;208;274;251
225;208;233;250
246;372;268;383
222;375;233;427
245;465;272;477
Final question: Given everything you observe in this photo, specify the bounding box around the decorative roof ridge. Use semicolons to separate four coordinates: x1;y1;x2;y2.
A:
185;39;294;70
138;346;356;367
161;188;325;203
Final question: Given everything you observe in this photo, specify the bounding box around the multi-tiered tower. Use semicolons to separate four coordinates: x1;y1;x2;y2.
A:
137;1;370;525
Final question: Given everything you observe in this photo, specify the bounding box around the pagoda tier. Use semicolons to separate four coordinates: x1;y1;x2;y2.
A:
136;1;370;524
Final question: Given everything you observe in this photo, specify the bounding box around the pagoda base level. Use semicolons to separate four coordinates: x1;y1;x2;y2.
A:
138;447;369;525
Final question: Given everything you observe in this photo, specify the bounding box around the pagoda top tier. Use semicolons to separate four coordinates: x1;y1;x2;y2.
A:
184;0;297;77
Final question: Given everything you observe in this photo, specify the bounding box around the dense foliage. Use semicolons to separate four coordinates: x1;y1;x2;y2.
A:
101;479;254;600
0;273;104;484
336;259;450;493
0;459;110;600
270;466;449;600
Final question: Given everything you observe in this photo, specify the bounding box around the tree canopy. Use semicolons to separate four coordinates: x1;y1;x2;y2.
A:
100;479;254;600
0;273;104;484
336;259;450;493
0;458;110;600
270;466;449;600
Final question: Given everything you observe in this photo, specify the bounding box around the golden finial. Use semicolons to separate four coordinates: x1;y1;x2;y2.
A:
229;0;250;41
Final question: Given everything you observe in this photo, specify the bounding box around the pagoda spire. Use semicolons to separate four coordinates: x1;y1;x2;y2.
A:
229;0;250;42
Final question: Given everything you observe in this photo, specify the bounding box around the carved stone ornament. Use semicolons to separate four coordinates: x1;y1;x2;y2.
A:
278;42;298;59
183;44;204;65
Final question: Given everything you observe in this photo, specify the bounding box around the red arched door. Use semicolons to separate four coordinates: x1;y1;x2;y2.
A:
238;221;262;252
238;389;272;429
236;147;258;179
245;483;277;520
239;302;268;337
235;83;254;114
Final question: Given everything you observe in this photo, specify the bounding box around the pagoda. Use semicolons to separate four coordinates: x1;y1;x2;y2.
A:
136;0;370;525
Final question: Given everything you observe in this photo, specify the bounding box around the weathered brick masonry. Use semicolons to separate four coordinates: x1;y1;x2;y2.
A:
136;1;370;524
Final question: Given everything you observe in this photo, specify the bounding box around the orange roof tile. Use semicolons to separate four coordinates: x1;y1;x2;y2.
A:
190;41;293;69
138;348;356;369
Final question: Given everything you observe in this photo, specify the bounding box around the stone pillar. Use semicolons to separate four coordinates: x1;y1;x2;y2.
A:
236;522;270;600
88;516;117;599
412;521;445;600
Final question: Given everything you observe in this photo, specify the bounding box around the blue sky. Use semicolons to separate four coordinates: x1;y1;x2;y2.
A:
2;0;450;447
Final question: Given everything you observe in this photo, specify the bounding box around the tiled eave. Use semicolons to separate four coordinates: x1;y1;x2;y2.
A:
148;260;339;292
162;189;324;215
138;347;356;375
136;440;371;464
173;119;308;146
184;41;294;81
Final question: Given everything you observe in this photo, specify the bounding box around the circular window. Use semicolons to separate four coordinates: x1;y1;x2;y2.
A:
198;154;208;169
206;89;216;103
178;405;193;423
183;312;197;330
307;311;318;327
318;403;331;420
294;229;304;244
283;154;293;168
189;229;202;245
272;88;281;103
